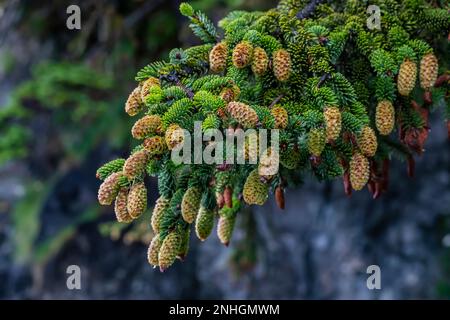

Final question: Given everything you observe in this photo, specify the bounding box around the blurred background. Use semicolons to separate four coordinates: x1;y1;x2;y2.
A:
0;0;449;299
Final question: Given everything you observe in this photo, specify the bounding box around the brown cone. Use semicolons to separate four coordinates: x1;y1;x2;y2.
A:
275;186;285;210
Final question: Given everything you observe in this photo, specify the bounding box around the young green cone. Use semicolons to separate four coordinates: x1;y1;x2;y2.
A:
131;115;162;139
217;214;236;246
195;206;215;241
358;126;378;157
397;59;417;96
251;47;269;76
147;234;162;267
324;107;342;142
115;188;133;223
350;152;370;191
127;182;147;219
210;42;228;73
232;41;253;69
181;187;202;224
273;49;291;82
420;53;438;90
158;231;181;272
243;169;269;206
98;172;122;206
123;150;149;180
227;101;258;129
151;196;170;233
308;128;326;157
125;87;143;116
375;100;395;136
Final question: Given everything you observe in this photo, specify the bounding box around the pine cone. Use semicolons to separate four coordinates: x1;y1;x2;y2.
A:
350;152;370;191
123;150;149;180
131;115;162;139
376;100;395;135
143;136;166;156
258;147;279;180
243;169;269;205
181;187;201;224
220;85;240;104
243;131;259;162
98;172;122;206
147;234;162;267
275;186;285;210
195;206;215;241
217;214;236;246
280;148;301;169
151;196;170;233
227;102;258;129
140;77;160;101
210;42;228;73
220;88;235;104
308;128;326;157
232;41;253;68
271;106;289;129
96;158;125;180
158;232;181;272
177;228;191;261
324;107;342;142
165;124;185;150
397;59;417;96
125;87;143;116
115;188;132;223
273;49;291;82
251;47;269;76
420;53;438;90
127;182;147;219
358;126;378;157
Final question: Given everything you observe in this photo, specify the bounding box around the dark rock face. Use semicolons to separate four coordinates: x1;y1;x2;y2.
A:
2;113;446;300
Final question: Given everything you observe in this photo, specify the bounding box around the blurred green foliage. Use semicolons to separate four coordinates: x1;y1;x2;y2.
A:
0;62;115;164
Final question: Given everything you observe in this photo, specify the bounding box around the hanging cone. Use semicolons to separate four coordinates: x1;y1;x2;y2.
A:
275;186;285;210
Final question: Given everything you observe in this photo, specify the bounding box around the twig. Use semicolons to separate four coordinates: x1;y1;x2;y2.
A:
296;0;326;19
269;94;284;109
124;0;164;28
317;73;331;88
174;76;194;99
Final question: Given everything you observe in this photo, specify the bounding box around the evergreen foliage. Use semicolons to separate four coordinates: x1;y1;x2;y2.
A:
96;0;450;271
